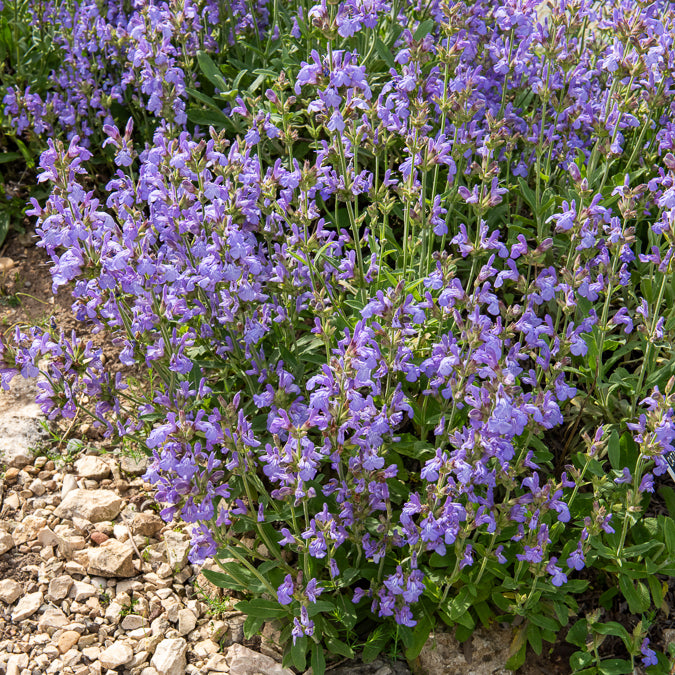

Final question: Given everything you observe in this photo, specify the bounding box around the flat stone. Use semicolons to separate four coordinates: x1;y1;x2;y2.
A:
57;630;80;654
121;454;148;476
61;474;79;499
69;580;97;602
177;608;196;636
90;531;109;545
12;515;47;545
38;606;69;631
55;489;123;523
0;531;14;555
87;539;135;577
0;579;22;604
11;590;42;622
226;643;293;675
163;531;189;570
99;642;134;669
150;638;187;675
131;513;164;538
205;654;229;673
47;575;74;602
121;614;146;631
194;639;220;659
4;467;19;484
75;456;111;481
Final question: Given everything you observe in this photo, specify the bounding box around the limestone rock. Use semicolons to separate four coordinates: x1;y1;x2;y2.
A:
12;514;47;545
99;642;134;669
57;630;80;654
47;575;73;602
75;455;111;480
11;590;42;622
163;530;189;570
38;606;69;632
151;638;187;675
0;531;14;555
55;488;123;522
87;539;135;577
0;579;22;604
131;512;164;538
226;643;294;675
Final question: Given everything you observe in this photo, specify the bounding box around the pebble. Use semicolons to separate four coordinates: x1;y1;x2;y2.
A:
57;630;81;654
11;590;43;621
47;575;73;602
99;641;134;669
0;578;23;604
55;489;123;522
75;455;111;480
87;539;135;577
151;638;187;675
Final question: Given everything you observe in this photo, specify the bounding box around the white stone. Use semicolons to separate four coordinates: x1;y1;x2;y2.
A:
226;643;293;675
194;639;220;659
11;590;42;622
87;539;135;577
121;614;146;631
205;654;229;673
75;455;111;480
54;489;123;523
163;531;189;570
69;580;96;602
0;579;22;604
150;638;187;675
11;514;47;545
47;575;73;602
61;474;79;499
177;608;196;635
38;606;70;632
99;642;134;669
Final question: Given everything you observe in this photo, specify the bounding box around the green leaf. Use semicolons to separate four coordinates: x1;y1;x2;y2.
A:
566;619;588;648
374;37;395;69
202;563;267;594
663;515;675;554
243;613;265;639
658;486;675;517
618;577;650;614
647;575;665;610
608;430;620;470
405;613;433;661
291;636;308;671
527;613;560;633
413;18;435;40
589;621;630;643
0;152;21;165
444;587;473;621
197;50;229;90
527;623;543;656
597;659;633;674
570;651;594;671
326;636;354;659
311;644;326;675
235;599;290;619
505;628;527;670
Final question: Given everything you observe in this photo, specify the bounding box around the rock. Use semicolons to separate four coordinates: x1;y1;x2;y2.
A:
121;614;146;631
70;580;97;601
418;628;513;675
151;638;187;675
0;410;44;468
61;474;79;499
87;539;135;577
226;643;294;675
11;590;42;622
75;456;111;480
4;467;19;484
121;454;148;475
205;654;229;673
12;514;47;545
163;531;190;570
57;630;81;654
38;606;70;632
55;488;123;522
177;608;196;635
90;531;109;545
0;531;14;555
99;642;134;669
132;512;164;538
194;640;220;659
47;575;74;602
0;579;22;604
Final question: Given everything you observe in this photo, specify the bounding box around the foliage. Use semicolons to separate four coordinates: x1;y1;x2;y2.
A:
1;0;675;672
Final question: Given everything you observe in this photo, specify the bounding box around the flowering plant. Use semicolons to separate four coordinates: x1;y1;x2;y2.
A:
3;0;675;672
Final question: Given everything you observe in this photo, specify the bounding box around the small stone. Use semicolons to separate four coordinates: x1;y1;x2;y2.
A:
177;609;196;636
120;455;148;476
150;638;187;675
55;489;123;523
4;467;19;484
121;614;146;631
29;478;46;496
225;643;293;675
61;474;79;499
205;654;229;673
0;531;14;555
3;493;19;511
99;642;134;669
38;606;70;632
75;456;111;481
163;531;189;570
12;515;47;545
0;579;22;604
57;631;80;654
11;590;42;621
194;640;220;659
48;575;74;602
90;531;109;545
70;580;97;602
131;513;164;538
87;539;135;577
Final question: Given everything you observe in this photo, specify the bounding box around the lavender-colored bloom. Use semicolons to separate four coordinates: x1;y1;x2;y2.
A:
277;575;294;605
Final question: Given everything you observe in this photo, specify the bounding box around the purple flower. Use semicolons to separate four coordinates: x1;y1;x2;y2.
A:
641;638;658;667
277;575;294;605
